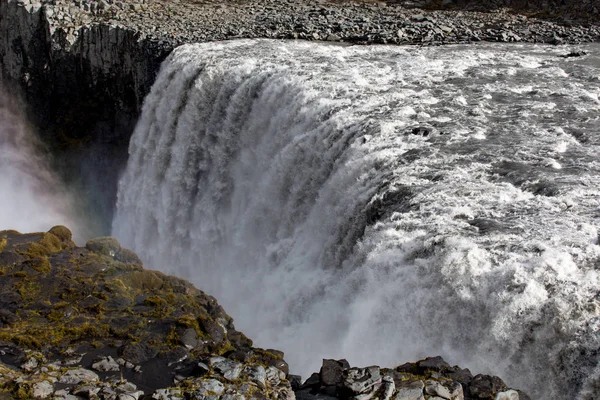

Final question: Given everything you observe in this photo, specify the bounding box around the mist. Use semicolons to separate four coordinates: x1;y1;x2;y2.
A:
0;86;89;241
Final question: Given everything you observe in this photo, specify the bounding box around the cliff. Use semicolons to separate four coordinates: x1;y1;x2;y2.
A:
0;227;529;399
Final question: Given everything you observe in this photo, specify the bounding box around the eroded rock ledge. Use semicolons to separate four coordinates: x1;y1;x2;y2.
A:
0;227;528;399
1;0;600;234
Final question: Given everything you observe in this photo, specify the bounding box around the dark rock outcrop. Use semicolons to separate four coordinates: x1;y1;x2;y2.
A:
297;358;530;400
0;226;293;399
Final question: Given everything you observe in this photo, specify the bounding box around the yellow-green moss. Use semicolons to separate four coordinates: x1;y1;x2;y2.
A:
29;256;52;274
166;327;180;348
16;281;41;303
119;270;164;291
144;295;173;318
48;225;72;242
37;233;62;253
0;236;7;253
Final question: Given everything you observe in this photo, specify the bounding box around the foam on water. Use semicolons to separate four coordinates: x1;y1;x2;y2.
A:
113;41;600;398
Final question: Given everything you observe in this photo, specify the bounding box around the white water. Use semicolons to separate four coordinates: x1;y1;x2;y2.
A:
0;88;84;239
113;41;600;399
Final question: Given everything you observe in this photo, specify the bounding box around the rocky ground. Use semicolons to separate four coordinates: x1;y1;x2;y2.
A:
40;0;600;48
0;227;528;399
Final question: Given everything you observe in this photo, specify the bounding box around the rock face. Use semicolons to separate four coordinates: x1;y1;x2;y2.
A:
0;226;293;399
1;0;600;234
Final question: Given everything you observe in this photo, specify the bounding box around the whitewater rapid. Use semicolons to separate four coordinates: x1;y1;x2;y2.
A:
113;41;600;399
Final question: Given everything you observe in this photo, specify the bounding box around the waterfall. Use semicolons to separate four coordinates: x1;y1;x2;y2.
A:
113;40;600;398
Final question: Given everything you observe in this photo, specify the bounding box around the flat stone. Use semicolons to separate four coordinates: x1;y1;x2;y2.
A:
92;356;120;372
195;379;225;396
425;381;451;399
209;356;242;380
22;357;38;372
32;380;54;399
342;366;381;395
495;390;520;400
395;380;425;400
59;368;99;385
245;365;267;388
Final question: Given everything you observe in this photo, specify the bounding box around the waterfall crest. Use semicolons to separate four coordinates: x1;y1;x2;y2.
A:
113;41;600;398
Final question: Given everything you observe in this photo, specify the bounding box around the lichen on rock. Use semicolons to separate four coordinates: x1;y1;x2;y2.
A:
0;226;292;399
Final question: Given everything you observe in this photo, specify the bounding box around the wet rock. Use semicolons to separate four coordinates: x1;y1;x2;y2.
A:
395;380;425;400
469;374;508;398
559;51;588;58
320;359;346;386
417;356;452;373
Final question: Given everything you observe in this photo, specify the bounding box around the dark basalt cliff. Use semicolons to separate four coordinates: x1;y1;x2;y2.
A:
0;227;529;399
1;0;599;234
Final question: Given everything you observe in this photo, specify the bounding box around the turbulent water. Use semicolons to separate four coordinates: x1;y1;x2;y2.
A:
113;41;600;399
0;88;85;239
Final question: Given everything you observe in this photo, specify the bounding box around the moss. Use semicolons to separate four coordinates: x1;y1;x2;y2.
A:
20;242;48;258
177;314;200;329
14;383;32;399
37;233;62;253
64;323;110;339
48;225;72;242
0;230;20;235
85;237;121;257
144;295;172;318
11;335;42;349
28;256;52;274
0;237;6;253
217;340;236;355
17;281;41;303
120;270;164;291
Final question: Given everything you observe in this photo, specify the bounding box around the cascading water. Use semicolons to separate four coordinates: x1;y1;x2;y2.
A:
113;41;600;399
0;87;86;239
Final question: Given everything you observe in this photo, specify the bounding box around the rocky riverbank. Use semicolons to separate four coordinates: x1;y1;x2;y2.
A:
0;227;528;399
2;0;600;235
